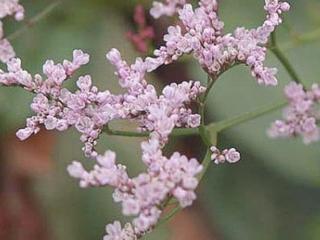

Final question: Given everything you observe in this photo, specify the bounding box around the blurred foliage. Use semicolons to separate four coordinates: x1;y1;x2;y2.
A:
1;0;320;240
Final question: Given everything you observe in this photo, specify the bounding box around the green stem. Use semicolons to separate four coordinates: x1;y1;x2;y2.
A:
197;149;214;181
199;74;221;126
103;126;199;138
270;32;304;86
203;75;217;103
158;205;181;226
208;100;287;133
135;39;292;235
7;1;61;41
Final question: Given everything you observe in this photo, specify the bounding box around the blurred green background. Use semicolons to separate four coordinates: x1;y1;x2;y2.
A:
1;0;320;240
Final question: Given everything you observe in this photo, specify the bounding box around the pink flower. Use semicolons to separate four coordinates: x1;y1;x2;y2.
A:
0;1;292;239
104;221;137;240
210;146;241;165
16;128;33;141
0;39;15;63
67;161;86;179
269;82;320;144
150;0;186;19
224;148;241;163
0;0;24;20
148;0;290;86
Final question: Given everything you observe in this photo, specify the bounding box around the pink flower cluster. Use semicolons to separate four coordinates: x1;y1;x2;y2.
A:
0;0;294;239
0;50;90;139
0;0;24;20
0;39;205;239
127;5;155;54
103;221;136;240
0;0;24;63
68;146;202;236
210;146;241;165
0;48;204;157
146;0;290;86
150;0;186;19
268;82;320;144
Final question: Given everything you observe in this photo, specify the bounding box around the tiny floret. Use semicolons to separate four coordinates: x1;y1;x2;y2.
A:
210;146;241;164
268;82;320;144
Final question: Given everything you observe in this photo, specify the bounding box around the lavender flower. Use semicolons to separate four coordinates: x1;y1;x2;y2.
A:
210;146;241;165
0;1;295;239
150;0;186;19
0;0;24;20
146;0;290;86
268;82;320;144
0;50;90;141
1;44;205;237
68;145;202;236
104;221;137;240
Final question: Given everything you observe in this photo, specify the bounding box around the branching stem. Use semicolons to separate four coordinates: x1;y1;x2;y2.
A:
143;31;300;233
103;125;199;137
270;32;305;86
7;1;61;41
207;100;287;132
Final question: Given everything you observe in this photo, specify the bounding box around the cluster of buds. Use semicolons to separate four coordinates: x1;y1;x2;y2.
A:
268;82;320;144
0;0;298;240
150;0;186;19
210;146;241;165
144;0;290;86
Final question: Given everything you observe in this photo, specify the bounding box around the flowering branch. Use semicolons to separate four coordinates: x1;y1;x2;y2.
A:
148;142;217;234
0;0;300;239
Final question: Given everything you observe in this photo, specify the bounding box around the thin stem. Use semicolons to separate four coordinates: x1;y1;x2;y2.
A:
158;205;181;226
199;74;219;125
207;100;287;133
270;32;304;86
103;125;199;138
7;1;61;41
203;75;217;103
197;149;215;181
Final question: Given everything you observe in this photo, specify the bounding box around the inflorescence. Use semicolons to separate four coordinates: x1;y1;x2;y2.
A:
2;0;315;239
146;0;290;86
269;82;320;144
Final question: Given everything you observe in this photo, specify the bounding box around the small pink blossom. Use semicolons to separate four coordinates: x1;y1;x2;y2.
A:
147;0;290;86
269;82;320;144
224;148;241;163
0;0;24;20
104;221;137;240
0;1;291;239
0;39;15;63
150;0;187;19
210;146;241;164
